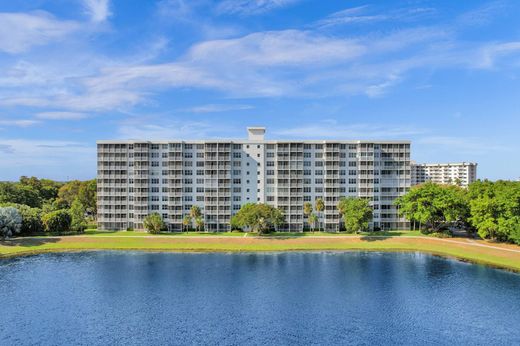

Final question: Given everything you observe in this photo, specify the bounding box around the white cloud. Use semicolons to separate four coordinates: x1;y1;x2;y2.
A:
35;111;88;120
474;41;520;68
457;1;506;26
0;139;95;180
216;0;300;16
315;5;436;28
274;121;423;139
82;0;112;22
0;144;14;153
1;4;519;114
0;11;79;54
182;104;254;113
0;119;40;127
116;119;239;140
186;30;366;66
417;136;510;154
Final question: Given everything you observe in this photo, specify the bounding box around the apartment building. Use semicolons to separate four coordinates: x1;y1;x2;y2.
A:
97;127;411;232
411;162;477;187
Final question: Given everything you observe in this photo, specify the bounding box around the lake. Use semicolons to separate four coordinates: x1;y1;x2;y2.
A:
1;252;519;345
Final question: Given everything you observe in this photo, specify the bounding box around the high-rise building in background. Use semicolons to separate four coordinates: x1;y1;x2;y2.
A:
97;127;411;232
411;162;477;187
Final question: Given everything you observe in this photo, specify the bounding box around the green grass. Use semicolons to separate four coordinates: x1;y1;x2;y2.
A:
82;229;423;237
2;232;519;272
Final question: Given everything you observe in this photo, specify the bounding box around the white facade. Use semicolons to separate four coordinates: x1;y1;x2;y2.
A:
97;127;411;232
411;162;477;187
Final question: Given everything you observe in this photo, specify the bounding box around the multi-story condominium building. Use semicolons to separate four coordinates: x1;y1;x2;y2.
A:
97;127;411;232
411;162;477;187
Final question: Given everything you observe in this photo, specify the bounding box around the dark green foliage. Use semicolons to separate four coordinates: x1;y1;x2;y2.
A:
0;203;43;235
337;197;373;233
230;203;285;234
0;182;42;208
143;213;166;234
468;180;520;244
70;199;87;233
0;177;96;236
42;210;72;234
77;180;97;217
396;180;520;244
395;182;469;233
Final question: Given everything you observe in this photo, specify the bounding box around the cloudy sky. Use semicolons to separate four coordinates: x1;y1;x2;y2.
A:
0;0;519;181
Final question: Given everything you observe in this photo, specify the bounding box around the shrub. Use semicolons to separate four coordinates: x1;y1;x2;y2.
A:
0;203;43;235
0;207;22;239
42;210;72;234
126;227;134;232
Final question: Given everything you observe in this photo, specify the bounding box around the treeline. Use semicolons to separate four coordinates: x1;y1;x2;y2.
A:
396;180;520;244
0;177;96;238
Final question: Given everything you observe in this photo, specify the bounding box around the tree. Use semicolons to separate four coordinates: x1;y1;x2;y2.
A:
189;205;202;230
57;180;83;207
230;203;285;235
303;202;313;231
468;180;520;243
337;197;373;233
182;215;192;232
77;180;97;217
0;182;42;208
0;203;43;235
19;176;61;201
143;213;166;234
308;213;318;232
395;182;469;233
315;198;324;232
195;216;204;232
42;210;72;234
0;207;22;239
70;199;87;233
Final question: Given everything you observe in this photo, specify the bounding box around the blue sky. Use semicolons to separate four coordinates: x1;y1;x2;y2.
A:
0;0;519;181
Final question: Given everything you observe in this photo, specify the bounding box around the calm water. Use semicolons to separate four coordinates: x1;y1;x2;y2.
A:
1;252;519;345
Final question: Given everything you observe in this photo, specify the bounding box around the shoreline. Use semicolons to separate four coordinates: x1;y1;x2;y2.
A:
1;235;519;273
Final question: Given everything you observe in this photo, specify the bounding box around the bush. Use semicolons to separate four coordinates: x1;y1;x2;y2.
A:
0;203;43;235
42;210;71;234
430;231;453;238
0;207;22;239
126;227;134;232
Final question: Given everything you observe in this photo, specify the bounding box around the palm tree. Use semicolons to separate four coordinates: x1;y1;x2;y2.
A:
190;205;202;231
303;202;313;231
182;215;191;232
308;213;318;232
195;216;204;232
315;198;324;232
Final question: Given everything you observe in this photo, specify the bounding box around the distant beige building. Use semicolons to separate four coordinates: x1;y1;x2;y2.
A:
411;162;477;187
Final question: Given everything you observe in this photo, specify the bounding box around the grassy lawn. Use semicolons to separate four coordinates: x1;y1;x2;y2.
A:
1;233;519;272
80;229;424;237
